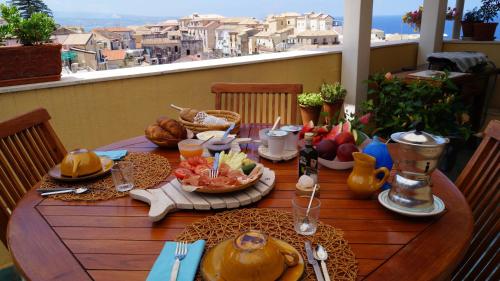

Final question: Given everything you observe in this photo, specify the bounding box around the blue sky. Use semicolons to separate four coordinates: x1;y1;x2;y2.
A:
0;0;484;18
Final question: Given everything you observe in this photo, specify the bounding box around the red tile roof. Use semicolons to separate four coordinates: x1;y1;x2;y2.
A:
102;49;126;61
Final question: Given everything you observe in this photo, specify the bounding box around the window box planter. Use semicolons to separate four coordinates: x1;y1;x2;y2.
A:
0;44;62;87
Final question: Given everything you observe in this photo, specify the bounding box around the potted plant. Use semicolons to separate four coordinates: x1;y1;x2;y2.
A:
402;6;423;31
462;8;482;38
362;72;472;171
473;0;500;41
0;4;60;87
298;92;323;126
320;82;346;124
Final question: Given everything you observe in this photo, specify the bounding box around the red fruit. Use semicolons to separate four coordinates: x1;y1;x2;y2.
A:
316;126;329;135
334;132;355;146
337;143;358;162
299;120;315;139
342;121;352;133
326;122;343;140
313;135;323;146
317;139;338;160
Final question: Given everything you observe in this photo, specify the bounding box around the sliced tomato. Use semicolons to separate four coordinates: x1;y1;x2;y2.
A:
174;168;193;180
218;163;230;176
194;164;211;176
187;156;207;166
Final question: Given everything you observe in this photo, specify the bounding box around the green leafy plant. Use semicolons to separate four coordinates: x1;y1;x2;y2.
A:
320;82;346;103
362;72;472;140
298;92;323;107
0;4;55;45
463;8;482;22
479;0;500;22
8;0;52;19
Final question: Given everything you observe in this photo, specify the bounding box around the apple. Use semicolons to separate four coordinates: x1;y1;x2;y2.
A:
334;132;355;146
317;139;338;160
337;143;358;162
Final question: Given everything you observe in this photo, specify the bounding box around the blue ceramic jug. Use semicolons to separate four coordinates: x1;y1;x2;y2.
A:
362;136;393;190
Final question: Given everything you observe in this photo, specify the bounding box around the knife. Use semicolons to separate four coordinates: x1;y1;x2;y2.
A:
305;240;325;281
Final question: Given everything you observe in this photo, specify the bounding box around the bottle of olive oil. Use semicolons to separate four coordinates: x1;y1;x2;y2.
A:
298;132;318;184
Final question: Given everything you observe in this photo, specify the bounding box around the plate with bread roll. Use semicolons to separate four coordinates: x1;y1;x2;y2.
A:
145;117;194;148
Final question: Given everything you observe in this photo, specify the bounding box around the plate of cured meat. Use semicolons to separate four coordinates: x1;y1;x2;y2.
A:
173;153;264;194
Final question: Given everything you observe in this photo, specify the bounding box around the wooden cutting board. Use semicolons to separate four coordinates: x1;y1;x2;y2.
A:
129;167;276;221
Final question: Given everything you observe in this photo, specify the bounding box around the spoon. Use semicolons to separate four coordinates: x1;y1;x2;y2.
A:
41;187;89;196
314;244;331;281
300;184;318;233
271;116;281;131
213;123;236;145
200;135;214;145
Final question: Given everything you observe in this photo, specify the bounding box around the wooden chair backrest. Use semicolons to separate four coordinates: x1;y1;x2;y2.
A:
452;119;499;281
0;108;66;245
211;83;303;125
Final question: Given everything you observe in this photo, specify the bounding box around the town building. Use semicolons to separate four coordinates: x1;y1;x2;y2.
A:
101;49;127;69
296;12;334;33
92;27;136;50
215;25;259;57
62;33;98;70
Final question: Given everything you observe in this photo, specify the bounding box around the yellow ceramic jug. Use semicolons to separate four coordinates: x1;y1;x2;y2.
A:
60;149;102;178
347;152;390;198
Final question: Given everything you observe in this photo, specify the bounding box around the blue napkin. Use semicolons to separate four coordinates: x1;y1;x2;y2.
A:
147;240;206;281
94;150;128;161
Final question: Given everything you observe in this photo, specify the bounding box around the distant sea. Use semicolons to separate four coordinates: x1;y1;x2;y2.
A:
55;14;500;40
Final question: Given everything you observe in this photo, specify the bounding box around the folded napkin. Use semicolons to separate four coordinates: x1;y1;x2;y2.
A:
94;150;128;161
147;240;206;281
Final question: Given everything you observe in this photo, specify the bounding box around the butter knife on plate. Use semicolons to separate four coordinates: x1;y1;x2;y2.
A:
305;240;325;281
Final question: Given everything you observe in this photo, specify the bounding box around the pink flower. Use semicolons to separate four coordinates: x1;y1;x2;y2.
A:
384;72;393;80
359;113;372;125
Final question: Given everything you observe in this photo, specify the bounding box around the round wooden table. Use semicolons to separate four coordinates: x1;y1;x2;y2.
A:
8;127;473;281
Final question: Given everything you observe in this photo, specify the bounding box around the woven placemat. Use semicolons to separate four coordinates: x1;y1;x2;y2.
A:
40;152;171;201
176;208;358;281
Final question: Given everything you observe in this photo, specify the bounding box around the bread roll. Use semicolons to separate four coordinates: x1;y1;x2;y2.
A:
145;124;175;140
179;108;198;122
157;117;187;139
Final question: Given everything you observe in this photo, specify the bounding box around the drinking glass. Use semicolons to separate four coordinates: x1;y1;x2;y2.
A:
292;196;321;235
111;161;134;192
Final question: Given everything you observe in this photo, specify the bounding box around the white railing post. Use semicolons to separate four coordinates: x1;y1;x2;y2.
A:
452;0;465;39
341;0;373;114
418;0;448;64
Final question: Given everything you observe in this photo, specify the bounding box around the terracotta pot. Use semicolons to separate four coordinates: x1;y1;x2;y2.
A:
299;105;321;126
0;44;62;87
473;22;498;41
461;21;475;38
322;100;344;124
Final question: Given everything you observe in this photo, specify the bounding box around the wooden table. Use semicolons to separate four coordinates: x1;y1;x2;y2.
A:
8;126;473;281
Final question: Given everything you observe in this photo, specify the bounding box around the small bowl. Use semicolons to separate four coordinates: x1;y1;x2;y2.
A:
259;128;270;146
178;139;204;158
205;138;232;156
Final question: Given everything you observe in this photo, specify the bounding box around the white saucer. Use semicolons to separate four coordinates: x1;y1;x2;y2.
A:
378;190;446;217
258;145;298;162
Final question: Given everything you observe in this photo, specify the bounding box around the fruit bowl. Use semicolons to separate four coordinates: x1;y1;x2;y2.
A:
318;137;371;170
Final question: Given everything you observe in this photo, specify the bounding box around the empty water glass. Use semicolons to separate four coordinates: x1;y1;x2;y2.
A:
111;161;134;192
292;196;321;235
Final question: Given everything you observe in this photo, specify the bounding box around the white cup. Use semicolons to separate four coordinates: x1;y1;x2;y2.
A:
259;128;270;147
266;130;288;156
281;125;302;151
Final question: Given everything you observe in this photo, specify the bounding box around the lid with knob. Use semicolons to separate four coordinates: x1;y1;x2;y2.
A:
390;122;449;147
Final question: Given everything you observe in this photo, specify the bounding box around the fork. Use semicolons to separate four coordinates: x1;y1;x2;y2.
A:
170;241;188;281
210;153;220;178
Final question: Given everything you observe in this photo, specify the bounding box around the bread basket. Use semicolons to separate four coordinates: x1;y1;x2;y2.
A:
173;105;241;134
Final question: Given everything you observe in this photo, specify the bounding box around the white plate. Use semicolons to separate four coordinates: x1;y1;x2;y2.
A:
318;157;354;170
196;131;236;141
378;190;446;217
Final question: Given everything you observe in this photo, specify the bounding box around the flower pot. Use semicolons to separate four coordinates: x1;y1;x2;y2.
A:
473;22;498;41
299;105;321;126
461;21;475;38
0;44;62;87
322;100;344;124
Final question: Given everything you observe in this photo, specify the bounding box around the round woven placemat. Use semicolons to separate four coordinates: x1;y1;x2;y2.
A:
40;152;171;201
176;208;358;281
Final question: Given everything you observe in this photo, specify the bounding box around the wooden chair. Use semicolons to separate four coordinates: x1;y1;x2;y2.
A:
0;108;66;245
211;83;303;125
452;119;499;281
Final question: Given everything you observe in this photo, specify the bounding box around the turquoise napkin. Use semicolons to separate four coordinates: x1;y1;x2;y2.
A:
94;150;128;160
147;240;206;281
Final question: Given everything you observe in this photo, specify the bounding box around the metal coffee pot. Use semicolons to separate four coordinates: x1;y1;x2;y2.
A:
387;124;449;210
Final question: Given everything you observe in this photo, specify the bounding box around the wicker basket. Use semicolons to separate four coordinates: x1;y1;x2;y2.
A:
179;110;241;134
